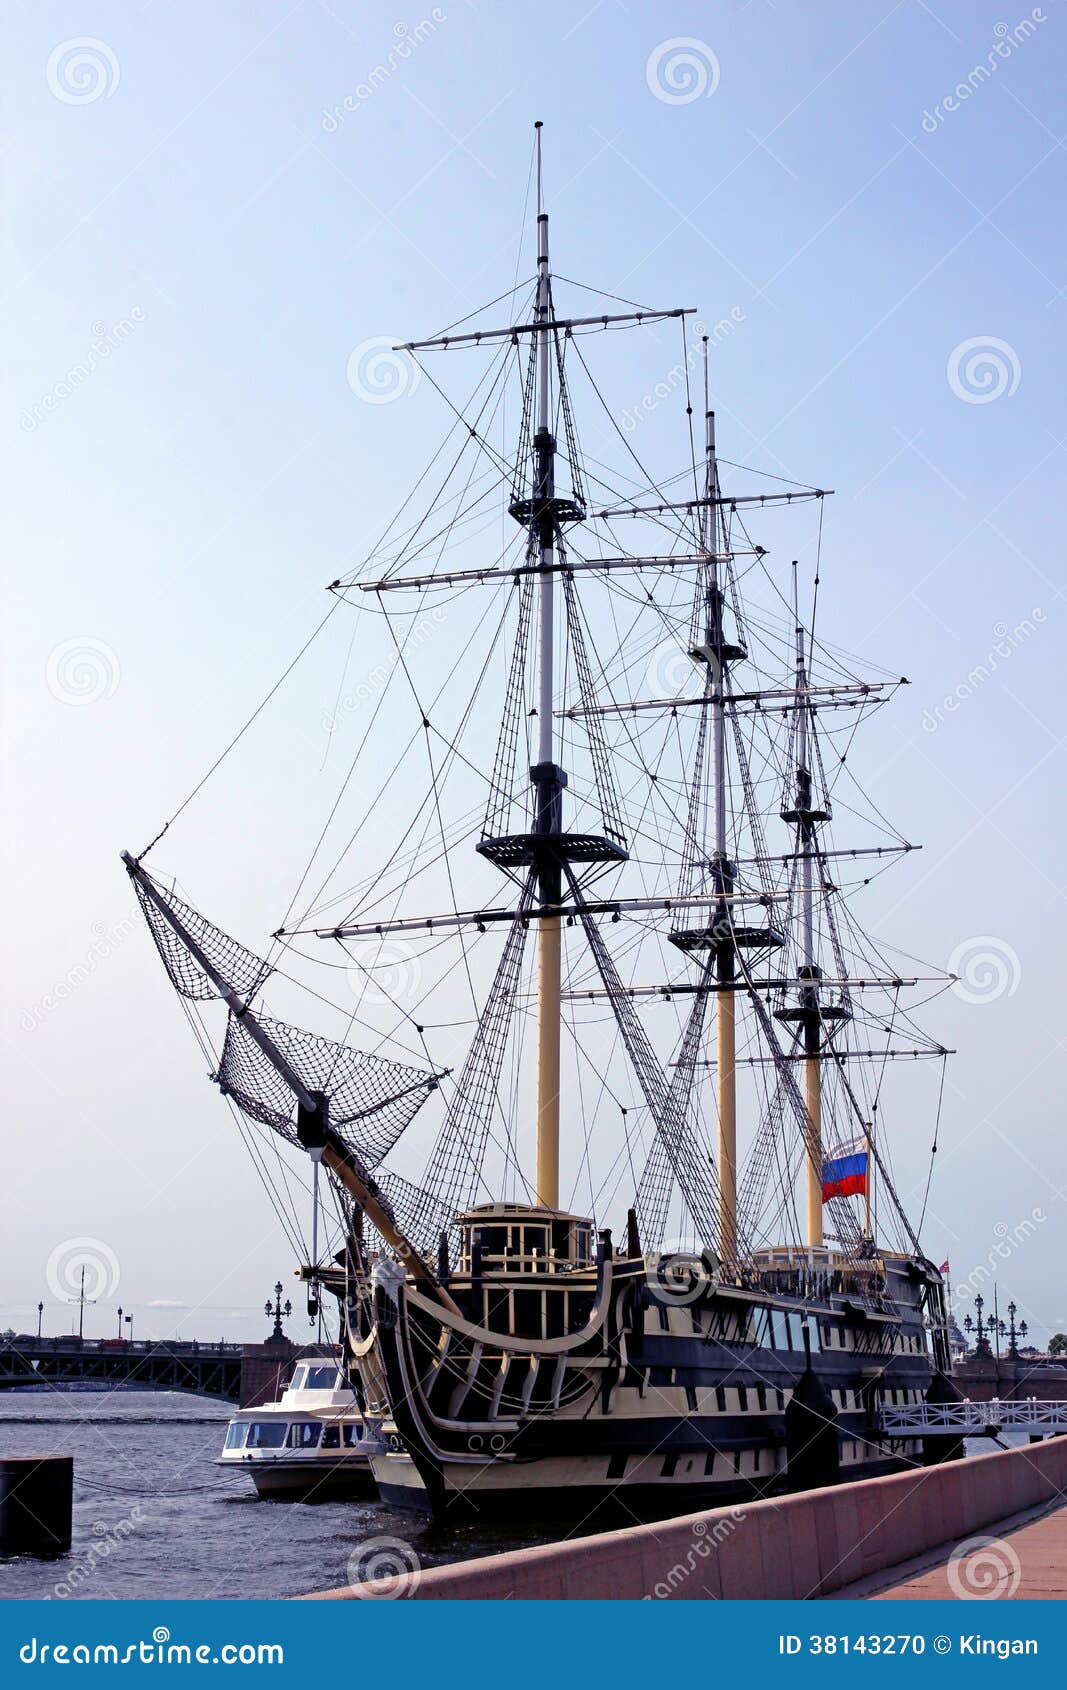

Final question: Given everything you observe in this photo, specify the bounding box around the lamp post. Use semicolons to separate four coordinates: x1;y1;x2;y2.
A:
68;1264;96;1340
1006;1301;1026;1358
967;1293;991;1358
36;1301;44;1339
124;1312;134;1344
265;1282;292;1342
117;1306;124;1340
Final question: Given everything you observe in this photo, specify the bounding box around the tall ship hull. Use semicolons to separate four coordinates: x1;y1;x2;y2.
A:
343;1219;946;1522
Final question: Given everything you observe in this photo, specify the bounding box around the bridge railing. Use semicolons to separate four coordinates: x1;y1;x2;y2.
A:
0;1337;243;1356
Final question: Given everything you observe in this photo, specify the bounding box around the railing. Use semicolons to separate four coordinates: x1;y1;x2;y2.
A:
0;1337;242;1355
880;1398;1067;1436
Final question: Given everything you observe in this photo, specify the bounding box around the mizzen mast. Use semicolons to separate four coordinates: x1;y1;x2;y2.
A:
775;568;851;1247
667;351;756;1259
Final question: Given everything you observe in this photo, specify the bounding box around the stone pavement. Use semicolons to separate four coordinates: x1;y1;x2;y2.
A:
836;1497;1067;1601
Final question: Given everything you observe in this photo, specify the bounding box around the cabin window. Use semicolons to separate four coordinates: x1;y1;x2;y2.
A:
806;1320;820;1354
737;1386;748;1411
662;1454;679;1478
785;1313;804;1350
753;1448;761;1472
246;1422;286;1449
320;1426;340;1448
715;1386;727;1413
733;1450;742;1475
286;1423;320;1449
224;1423;247;1450
303;1365;339;1390
776;1388;785;1410
658;1304;670;1332
768;1310;788;1349
477;1226;508;1256
685;1384;698;1411
342;1424;362;1446
568;1292;594;1332
513;1290;544;1339
756;1385;767;1411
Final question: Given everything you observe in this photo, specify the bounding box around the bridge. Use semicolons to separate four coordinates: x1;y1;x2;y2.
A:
0;1333;332;1407
880;1398;1067;1437
0;1336;243;1402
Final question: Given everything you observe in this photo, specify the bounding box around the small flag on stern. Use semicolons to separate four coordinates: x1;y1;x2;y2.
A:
821;1143;868;1202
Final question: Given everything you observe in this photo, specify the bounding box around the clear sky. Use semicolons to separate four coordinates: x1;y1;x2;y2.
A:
4;0;1066;1348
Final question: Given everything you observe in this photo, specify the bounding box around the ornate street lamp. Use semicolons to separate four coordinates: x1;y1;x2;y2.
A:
266;1281;292;1341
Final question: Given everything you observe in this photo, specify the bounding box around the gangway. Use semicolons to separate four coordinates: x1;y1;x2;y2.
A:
879;1398;1067;1438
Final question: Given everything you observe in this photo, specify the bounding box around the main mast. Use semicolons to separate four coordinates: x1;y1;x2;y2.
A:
702;400;739;1260
794;610;823;1247
532;121;562;1208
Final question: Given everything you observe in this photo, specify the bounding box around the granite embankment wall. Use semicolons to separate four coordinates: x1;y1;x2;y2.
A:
307;1435;1067;1600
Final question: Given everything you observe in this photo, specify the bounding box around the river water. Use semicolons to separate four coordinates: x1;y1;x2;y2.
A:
0;1391;549;1601
1;1391;1029;1601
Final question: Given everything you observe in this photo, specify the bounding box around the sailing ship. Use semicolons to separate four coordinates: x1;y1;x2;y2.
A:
124;125;957;1525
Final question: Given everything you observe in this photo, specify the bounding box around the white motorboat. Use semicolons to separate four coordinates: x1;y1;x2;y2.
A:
218;1356;383;1500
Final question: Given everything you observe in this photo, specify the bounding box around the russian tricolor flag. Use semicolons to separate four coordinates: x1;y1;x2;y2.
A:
822;1144;868;1202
